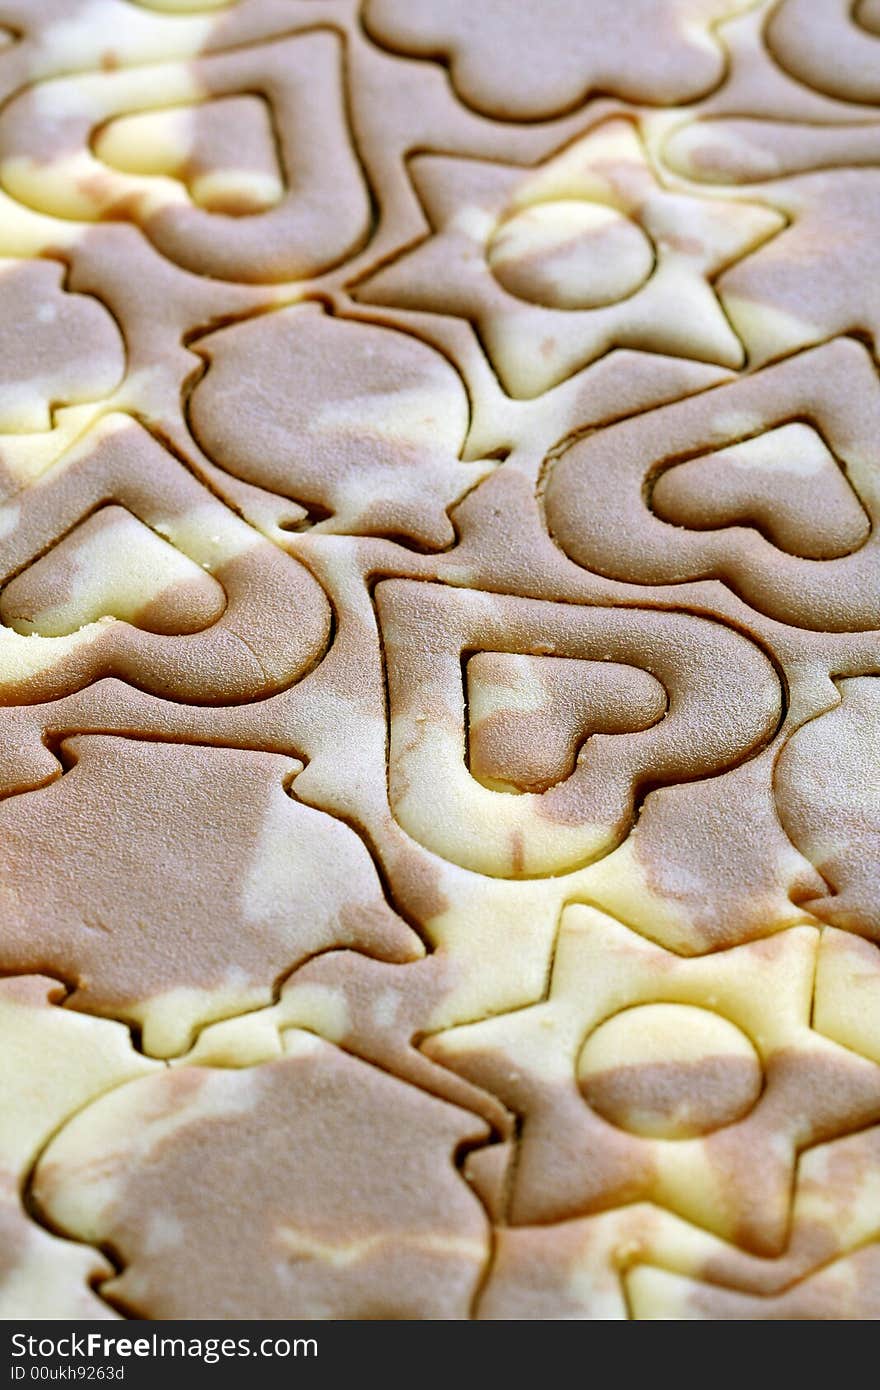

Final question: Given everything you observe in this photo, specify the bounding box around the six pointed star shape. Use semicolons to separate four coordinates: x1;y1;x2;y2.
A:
356;118;784;398
424;906;880;1255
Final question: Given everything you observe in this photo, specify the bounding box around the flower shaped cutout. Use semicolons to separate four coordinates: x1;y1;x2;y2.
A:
356;119;783;397
424;907;880;1255
364;0;754;122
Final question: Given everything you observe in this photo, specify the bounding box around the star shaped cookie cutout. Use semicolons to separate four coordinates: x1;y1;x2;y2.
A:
424;906;880;1255
355;118;783;397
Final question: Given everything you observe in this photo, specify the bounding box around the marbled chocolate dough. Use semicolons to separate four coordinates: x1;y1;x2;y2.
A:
0;0;879;1322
